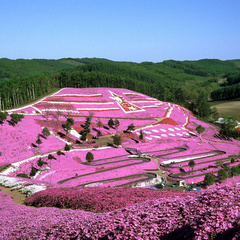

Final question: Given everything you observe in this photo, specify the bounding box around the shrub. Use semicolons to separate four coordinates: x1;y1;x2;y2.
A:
37;158;47;167
30;167;38;177
126;123;135;132
188;160;196;171
42;127;50;137
17;173;30;179
217;169;228;181
155;184;164;189
64;144;71;151
0;111;9;122
223;163;231;171
86;152;94;162
108;118;114;128
48;154;56;160
10;112;24;124
139;129;144;140
196;125;205;135
204;173;216;186
113;134;122;146
231;166;240;176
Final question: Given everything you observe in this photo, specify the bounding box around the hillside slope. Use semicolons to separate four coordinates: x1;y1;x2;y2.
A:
1;88;240;194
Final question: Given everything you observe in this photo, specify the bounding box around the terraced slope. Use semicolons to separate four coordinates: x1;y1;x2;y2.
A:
0;88;240;193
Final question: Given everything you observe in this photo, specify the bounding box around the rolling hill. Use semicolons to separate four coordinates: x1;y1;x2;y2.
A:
1;87;240;239
1;87;240;192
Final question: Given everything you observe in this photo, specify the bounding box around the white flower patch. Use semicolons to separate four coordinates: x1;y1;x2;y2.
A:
133;175;162;188
162;153;216;165
38;170;55;180
169;133;175;137
136;132;141;135
160;129;167;132
176;133;183;136
69;129;81;139
175;127;181;131
152;129;159;133
19;184;47;196
183;132;189;136
144;130;151;134
168;128;175;132
77;108;119;111
0;176;26;188
145;137;153;140
161;134;168;137
151;135;161;139
43;101;114;105
54;93;102;97
85;182;104;187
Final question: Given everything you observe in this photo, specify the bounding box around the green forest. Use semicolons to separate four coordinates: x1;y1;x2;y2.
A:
0;57;239;120
211;71;240;100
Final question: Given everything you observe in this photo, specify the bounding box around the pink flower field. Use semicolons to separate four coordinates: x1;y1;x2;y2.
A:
1;87;240;188
1;87;240;238
1;185;240;239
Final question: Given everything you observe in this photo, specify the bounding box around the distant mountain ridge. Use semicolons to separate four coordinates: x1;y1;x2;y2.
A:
0;57;239;81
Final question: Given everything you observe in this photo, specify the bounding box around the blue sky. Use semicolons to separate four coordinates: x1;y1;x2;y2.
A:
0;0;239;62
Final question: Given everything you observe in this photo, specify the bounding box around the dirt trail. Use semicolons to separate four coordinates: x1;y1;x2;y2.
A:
0;185;29;206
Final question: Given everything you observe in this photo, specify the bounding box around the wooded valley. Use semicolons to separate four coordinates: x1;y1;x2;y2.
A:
0;58;239;120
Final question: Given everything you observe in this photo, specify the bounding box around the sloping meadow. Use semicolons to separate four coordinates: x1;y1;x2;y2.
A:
1;87;240;238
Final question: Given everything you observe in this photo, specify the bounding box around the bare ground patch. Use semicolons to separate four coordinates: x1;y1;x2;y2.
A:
0;185;28;206
210;101;240;121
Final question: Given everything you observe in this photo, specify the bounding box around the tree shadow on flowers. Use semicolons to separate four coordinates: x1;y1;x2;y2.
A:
161;224;195;240
213;224;240;240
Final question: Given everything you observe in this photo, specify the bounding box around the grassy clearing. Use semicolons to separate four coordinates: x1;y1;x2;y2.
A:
210;100;240;121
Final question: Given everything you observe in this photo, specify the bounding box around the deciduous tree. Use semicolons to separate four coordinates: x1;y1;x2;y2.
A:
86;152;94;163
113;134;122;146
108;118;114;128
204;173;216;186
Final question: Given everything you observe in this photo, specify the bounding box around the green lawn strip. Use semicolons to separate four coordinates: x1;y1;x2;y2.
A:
87;158;144;166
146;147;187;158
170;171;213;180
77;173;156;187
163;156;232;170
160;150;226;169
117;173;157;187
170;158;234;179
161;150;225;162
83;153;130;163
58;157;152;184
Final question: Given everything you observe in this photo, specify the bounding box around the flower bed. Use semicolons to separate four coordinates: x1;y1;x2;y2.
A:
1;186;240;239
25;186;196;212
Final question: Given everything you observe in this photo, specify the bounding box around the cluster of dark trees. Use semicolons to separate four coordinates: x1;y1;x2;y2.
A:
211;82;240;100
211;72;240;100
0;58;239;119
0;58;82;82
204;160;240;186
